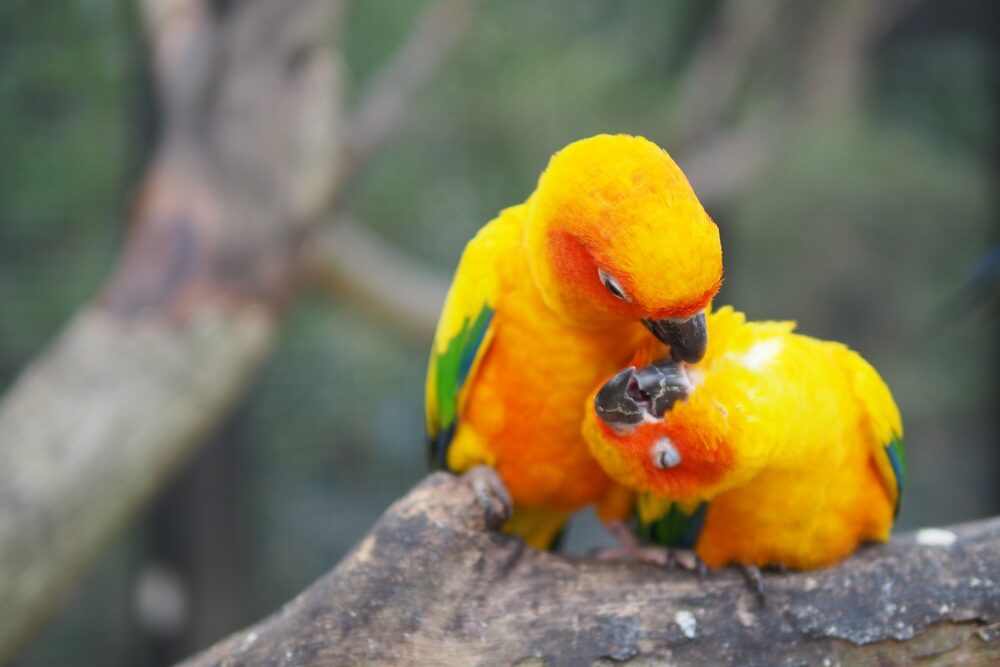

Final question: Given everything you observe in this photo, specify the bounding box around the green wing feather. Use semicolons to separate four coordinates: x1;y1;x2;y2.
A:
636;499;709;549
837;346;906;518
426;304;494;469
424;209;519;472
884;434;905;517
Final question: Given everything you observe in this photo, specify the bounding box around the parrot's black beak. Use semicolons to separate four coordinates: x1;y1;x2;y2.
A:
634;361;690;417
594;367;643;433
642;311;708;364
594;362;691;433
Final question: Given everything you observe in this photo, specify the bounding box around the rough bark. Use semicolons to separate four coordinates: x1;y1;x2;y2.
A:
181;468;1000;667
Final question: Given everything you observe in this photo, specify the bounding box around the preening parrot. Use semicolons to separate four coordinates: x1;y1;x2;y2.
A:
584;306;904;569
425;134;723;549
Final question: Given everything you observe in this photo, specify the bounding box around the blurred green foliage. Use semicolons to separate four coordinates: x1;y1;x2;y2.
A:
0;0;130;378
5;1;996;665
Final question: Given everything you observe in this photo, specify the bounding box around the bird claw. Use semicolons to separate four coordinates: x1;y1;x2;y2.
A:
593;520;670;565
670;549;709;579
592;544;673;566
740;564;767;606
466;466;512;530
594;522;708;574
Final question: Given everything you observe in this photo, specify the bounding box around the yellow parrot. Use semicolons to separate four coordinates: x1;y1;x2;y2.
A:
425;134;723;548
584;306;904;570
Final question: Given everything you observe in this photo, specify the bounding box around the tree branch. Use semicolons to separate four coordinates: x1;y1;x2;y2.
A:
305;220;448;340
341;0;480;175
658;0;790;204
140;0;216;133
668;0;925;205
799;0;923;117
0;304;274;660
0;0;346;660
667;0;786;147
0;0;484;653
180;468;1000;666
676;117;780;205
300;0;482;339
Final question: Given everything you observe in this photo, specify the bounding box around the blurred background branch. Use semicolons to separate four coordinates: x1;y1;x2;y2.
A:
676;117;780;206
304;0;479;339
306;220;447;339
0;0;466;660
341;0;482;176
666;0;786;147
799;0;923;117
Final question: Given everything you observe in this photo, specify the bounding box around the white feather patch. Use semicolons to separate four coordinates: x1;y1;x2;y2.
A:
742;338;782;371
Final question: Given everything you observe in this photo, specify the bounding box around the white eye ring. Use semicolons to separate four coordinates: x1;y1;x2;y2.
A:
598;269;629;302
652;437;682;469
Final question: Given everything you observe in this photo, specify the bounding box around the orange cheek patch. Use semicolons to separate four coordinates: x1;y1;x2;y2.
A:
547;229;636;316
594;417;660;489
657;420;734;496
548;229;596;289
600;417;735;499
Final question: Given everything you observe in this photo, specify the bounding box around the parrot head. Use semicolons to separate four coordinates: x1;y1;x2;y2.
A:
586;361;736;499
526;134;722;363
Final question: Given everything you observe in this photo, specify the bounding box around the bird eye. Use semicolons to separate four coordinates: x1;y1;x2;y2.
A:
652;437;682;469
598;269;629;301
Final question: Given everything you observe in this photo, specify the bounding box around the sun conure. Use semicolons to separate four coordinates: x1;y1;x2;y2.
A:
584;305;904;569
425;134;723;549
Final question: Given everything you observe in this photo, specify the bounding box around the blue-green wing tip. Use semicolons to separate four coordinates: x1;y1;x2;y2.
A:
885;434;905;517
636;501;708;549
427;303;494;472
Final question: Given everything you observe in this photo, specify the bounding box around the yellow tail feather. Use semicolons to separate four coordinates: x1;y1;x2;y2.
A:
504;505;569;550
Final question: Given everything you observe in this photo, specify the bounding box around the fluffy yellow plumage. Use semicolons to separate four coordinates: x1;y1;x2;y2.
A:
425;135;723;548
584;306;904;569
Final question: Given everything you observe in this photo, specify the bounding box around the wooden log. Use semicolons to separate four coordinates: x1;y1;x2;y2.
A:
181;467;1000;666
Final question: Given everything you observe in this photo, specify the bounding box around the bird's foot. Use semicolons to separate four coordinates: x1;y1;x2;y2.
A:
669;548;709;579
739;564;767;607
465;466;512;530
592;543;674;566
593;522;707;572
592;520;670;565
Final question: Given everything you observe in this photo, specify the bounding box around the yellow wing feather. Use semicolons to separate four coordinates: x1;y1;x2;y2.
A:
836;346;905;512
425;207;522;470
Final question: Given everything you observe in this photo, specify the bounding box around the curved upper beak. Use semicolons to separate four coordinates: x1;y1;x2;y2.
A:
594;367;643;433
642;311;708;364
